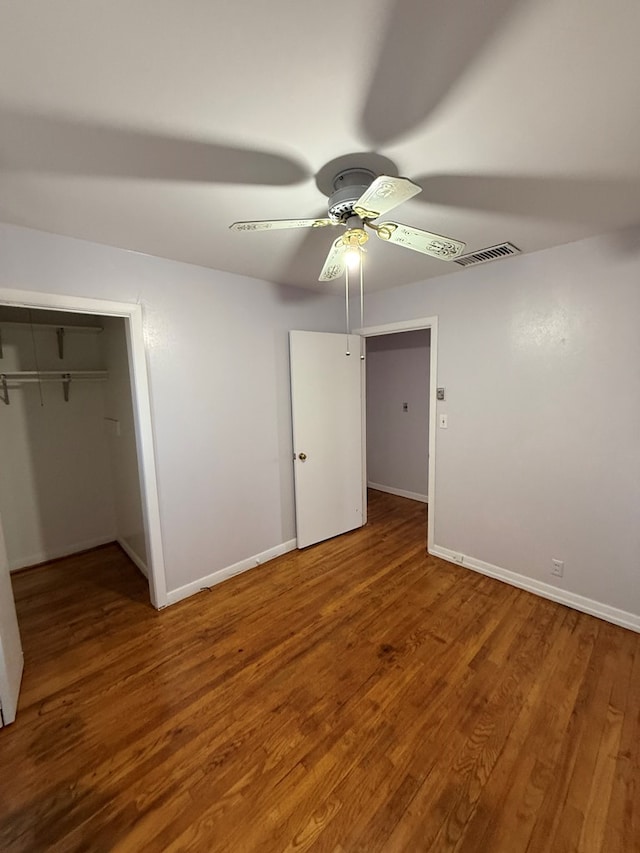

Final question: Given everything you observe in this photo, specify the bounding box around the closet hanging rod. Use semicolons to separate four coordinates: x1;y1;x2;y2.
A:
0;376;108;383
0;371;108;405
0;370;108;378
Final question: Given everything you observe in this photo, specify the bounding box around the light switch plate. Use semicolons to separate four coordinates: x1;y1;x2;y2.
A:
437;387;445;401
439;414;448;429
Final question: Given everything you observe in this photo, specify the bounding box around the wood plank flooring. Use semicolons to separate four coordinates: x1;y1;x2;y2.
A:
1;490;638;852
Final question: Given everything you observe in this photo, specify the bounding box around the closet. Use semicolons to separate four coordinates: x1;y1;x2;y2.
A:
0;306;147;579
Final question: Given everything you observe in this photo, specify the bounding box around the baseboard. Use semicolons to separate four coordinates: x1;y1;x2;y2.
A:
166;538;298;606
430;545;640;634
368;482;428;504
117;538;148;579
9;536;117;573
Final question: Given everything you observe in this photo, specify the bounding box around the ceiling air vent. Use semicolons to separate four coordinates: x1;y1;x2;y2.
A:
454;242;520;268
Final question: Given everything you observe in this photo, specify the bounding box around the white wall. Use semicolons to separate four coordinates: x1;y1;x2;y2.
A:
102;316;148;571
366;330;430;501
0;311;117;569
0;223;343;597
363;230;640;627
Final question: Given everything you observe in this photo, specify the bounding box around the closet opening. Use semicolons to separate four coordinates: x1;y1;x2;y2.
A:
0;292;166;612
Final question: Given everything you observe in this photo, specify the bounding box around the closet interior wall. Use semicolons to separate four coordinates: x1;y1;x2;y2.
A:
0;307;147;575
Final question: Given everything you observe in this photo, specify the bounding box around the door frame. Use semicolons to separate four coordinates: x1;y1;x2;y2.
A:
0;287;167;608
354;316;438;552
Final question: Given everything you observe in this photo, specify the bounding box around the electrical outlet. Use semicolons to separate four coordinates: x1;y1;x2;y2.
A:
551;559;564;577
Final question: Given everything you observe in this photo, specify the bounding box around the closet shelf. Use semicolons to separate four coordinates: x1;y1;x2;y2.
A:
0;370;108;405
0;322;103;360
0;322;103;332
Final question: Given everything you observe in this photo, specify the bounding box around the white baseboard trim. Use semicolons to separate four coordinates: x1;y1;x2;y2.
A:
368;482;428;504
9;535;116;572
166;538;298;607
117;538;148;579
430;545;640;634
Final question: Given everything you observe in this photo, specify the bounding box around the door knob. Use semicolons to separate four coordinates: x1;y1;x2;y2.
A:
298;452;307;461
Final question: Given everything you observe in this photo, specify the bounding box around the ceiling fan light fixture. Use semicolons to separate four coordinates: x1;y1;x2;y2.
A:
345;246;361;270
343;227;367;269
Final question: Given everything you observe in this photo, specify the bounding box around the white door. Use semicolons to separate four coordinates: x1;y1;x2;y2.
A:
0;516;23;726
290;331;364;548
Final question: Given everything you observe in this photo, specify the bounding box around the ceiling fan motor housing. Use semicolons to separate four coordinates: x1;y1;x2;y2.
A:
328;168;375;223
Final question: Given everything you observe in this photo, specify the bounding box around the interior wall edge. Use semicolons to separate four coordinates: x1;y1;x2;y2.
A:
430;544;640;634
165;538;297;607
116;538;148;579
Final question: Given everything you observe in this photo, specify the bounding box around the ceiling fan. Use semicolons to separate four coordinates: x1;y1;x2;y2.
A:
229;167;466;281
3;0;567;283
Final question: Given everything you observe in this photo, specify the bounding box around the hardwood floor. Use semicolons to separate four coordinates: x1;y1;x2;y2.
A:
1;491;638;852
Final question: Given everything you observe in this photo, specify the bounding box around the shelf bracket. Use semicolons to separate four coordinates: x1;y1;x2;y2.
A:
57;327;65;359
0;374;9;405
62;372;71;402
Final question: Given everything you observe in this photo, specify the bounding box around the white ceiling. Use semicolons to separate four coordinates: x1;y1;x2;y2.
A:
1;0;640;292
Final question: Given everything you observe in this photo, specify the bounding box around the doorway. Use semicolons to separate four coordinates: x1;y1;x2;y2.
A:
366;329;431;503
357;317;438;552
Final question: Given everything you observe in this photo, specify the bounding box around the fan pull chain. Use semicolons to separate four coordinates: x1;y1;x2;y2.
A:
345;264;351;356
359;256;364;331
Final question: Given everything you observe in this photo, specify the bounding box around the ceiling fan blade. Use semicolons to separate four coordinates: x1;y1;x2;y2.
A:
230;218;333;232
319;238;347;281
0;107;309;186
377;221;466;260
360;0;522;147
353;175;422;220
